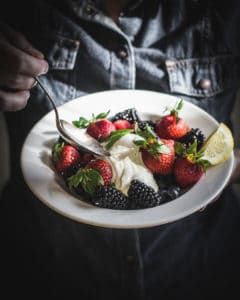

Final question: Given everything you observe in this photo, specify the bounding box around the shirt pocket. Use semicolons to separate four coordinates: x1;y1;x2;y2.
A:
33;33;80;105
37;33;80;70
165;55;240;98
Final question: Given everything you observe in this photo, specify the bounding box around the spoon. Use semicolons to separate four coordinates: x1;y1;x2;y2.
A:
35;77;110;157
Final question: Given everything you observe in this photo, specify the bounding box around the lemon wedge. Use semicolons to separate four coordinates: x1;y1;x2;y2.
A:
201;123;234;165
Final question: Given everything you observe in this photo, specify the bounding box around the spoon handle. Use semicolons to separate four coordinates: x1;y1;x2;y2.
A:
34;77;60;126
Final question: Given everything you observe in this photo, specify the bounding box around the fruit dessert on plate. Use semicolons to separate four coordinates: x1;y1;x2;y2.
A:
51;100;234;210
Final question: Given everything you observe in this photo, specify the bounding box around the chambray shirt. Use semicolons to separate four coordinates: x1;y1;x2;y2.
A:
2;0;240;299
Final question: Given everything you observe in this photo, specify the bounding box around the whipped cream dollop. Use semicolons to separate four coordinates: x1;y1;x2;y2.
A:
103;133;158;195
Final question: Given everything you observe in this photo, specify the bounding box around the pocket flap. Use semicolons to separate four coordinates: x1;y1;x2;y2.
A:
39;35;80;70
166;55;240;97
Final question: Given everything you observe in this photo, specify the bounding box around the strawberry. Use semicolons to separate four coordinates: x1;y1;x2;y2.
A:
81;152;95;164
173;157;203;188
134;125;175;175
156;100;189;140
87;119;115;140
141;139;175;175
72;110;115;140
173;140;210;188
85;159;113;185
68;159;113;195
113;119;133;130
53;143;81;173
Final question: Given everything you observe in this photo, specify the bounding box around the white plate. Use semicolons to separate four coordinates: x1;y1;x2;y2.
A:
21;90;234;229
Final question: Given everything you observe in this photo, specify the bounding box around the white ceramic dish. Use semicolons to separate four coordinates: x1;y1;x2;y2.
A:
21;90;234;229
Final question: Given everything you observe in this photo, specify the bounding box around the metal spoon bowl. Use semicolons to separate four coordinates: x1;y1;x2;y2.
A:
35;77;110;157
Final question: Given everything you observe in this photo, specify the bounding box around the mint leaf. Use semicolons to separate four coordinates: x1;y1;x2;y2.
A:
104;129;133;149
135;124;156;139
133;139;147;148
95;110;110;120
72;117;90;128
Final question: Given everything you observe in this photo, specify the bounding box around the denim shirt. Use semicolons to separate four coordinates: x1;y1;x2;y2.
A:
5;0;240;154
2;0;240;299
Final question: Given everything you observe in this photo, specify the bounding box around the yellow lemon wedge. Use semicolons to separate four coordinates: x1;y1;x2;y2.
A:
201;123;234;165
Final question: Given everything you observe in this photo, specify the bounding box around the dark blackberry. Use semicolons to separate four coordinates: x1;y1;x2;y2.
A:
154;174;176;190
74;185;92;202
93;186;128;209
128;180;162;209
158;185;182;204
177;128;205;150
61;163;84;181
110;108;141;123
137;120;156;132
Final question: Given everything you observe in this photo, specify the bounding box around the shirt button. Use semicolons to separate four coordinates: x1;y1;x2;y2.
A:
199;79;211;90
117;48;128;59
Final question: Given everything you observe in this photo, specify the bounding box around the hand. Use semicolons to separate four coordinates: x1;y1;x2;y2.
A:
0;22;49;111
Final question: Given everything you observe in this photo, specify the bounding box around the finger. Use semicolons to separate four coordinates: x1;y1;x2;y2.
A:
0;71;36;90
0;34;49;76
0;89;30;111
0;21;44;59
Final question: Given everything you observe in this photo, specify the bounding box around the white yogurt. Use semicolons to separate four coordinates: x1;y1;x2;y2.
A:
103;133;158;195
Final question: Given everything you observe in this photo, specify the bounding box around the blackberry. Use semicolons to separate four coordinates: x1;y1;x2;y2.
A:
110;108;141;123
154;174;176;190
177;128;205;150
93;186;128;209
61;163;84;181
128;180;162;209
138;120;156;132
74;185;92;202
158;185;182;204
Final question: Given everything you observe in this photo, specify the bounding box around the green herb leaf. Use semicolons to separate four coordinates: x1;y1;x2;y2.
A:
135;124;156;139
104;129;133;149
72;117;90;128
95;110;110;120
174;141;187;156
176;99;183;111
52;142;65;162
133;139;147;148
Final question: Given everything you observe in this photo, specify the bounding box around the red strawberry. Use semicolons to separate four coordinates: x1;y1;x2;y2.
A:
156;100;189;139
173;157;203;188
82;152;95;164
87;119;115;140
141;139;175;175
85;159;113;185
113;120;133;130
53;143;81;173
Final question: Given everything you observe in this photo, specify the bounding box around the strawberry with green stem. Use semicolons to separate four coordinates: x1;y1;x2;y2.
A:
52;142;81;173
174;140;210;188
72;110;115;141
68;159;113;195
156;99;189;140
134;124;175;175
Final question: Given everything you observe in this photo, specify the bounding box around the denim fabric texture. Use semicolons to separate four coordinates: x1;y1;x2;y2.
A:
1;1;240;299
